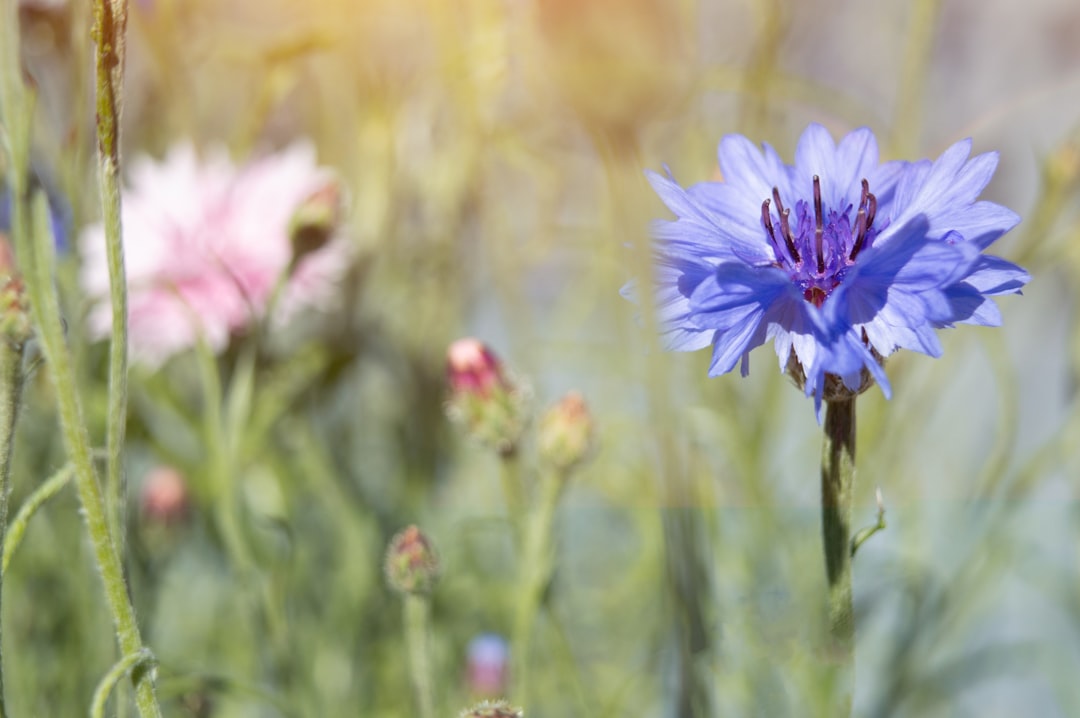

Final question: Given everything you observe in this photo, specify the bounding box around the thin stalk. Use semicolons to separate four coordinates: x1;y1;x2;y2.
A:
92;0;132;564
22;192;162;717
499;451;525;547
91;650;155;718
0;4;32;711
193;340;253;572
2;464;74;573
404;594;435;718
0;336;25;718
0;0;34;185
4;4;159;715
512;469;565;708
193;343;293;701
92;3;144;713
820;398;856;710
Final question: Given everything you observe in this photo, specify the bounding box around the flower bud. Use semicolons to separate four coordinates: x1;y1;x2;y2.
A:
0;236;31;346
784;349;883;402
466;633;510;697
537;391;595;472
445;338;529;456
458;699;523;718
384;525;441;596
288;178;343;265
140;466;190;526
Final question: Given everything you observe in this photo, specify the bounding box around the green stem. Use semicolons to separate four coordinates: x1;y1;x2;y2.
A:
90;650;156;718
194;343;295;700
0;334;25;718
3;464;74;574
850;488;886;559
499;451;525;547
193;340;253;572
512;469;565;709
821;398;856;709
404;594;435;718
94;0;132;569
22;192;162;718
0;6;33;713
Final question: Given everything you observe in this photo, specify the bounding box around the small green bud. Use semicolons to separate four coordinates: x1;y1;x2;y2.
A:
537;391;595;472
288;179;343;266
384;525;440;596
458;699;523;718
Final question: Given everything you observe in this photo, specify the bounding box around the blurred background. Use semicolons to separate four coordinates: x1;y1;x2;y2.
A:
6;0;1080;715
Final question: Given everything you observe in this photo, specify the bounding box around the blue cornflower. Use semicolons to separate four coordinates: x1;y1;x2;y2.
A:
636;123;1028;412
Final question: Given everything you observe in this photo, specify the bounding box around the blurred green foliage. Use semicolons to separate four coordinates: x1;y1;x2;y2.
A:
3;0;1080;716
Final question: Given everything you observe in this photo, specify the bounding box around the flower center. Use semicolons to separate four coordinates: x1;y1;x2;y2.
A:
760;176;878;307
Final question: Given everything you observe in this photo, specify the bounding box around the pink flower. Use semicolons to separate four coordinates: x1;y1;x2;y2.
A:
79;142;351;368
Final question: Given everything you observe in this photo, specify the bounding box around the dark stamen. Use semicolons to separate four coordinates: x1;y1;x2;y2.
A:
780;208;798;263
771;186;785;216
851;206;867;260
813;175;824;274
771;186;800;263
761;199;781;260
761;199;776;238
849;178;877;260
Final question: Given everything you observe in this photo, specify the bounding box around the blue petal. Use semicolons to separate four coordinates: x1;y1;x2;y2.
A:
718;135;793;207
793;124;840;185
963;255;1029;295
938;282;1002;327
867;159;909;214
796;126;881;209
688;262;791;314
944;201;1020;249
887;142;1009;248
647;172;774;264
646;170;716;224
654;260;718;351
890;159;932;214
688;263;794;375
706;303;767;376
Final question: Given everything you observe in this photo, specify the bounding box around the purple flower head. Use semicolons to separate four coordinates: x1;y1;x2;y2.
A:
634;124;1028;416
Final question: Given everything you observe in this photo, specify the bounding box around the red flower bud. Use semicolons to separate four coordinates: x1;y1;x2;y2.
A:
385;525;441;596
447;338;507;398
140;466;190;526
445;339;529;456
